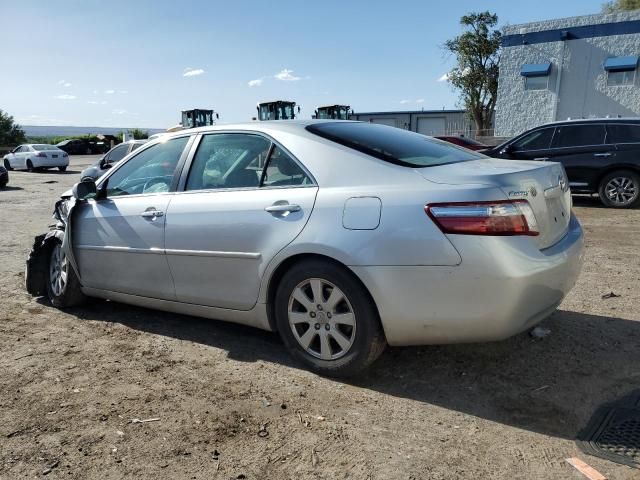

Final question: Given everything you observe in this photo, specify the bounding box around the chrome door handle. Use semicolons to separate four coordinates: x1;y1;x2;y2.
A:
533;157;549;161
594;152;612;157
265;203;301;213
140;209;164;218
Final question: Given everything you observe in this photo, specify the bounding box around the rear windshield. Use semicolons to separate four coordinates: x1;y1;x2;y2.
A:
32;144;59;151
306;122;483;167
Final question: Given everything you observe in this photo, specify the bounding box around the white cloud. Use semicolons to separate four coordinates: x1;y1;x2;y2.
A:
438;73;449;82
274;69;301;81
105;89;115;94
54;94;76;100
183;68;205;77
400;99;410;104
248;78;263;87
112;109;127;115
416;98;425;103
88;100;108;105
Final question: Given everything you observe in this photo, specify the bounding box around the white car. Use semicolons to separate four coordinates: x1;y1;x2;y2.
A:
3;144;70;172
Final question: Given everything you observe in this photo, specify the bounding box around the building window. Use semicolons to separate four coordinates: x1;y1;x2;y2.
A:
604;56;638;87
607;69;635;87
525;75;549;90
521;62;551;91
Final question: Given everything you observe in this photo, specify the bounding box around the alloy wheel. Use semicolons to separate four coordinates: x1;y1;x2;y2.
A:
604;176;638;206
49;244;68;297
288;278;356;360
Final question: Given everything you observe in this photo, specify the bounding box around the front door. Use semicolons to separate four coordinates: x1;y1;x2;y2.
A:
164;133;318;310
499;126;556;161
73;135;192;300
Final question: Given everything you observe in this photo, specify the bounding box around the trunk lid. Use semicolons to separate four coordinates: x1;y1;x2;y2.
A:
417;158;571;250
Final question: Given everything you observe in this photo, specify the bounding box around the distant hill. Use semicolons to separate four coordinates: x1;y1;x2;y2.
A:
23;125;165;137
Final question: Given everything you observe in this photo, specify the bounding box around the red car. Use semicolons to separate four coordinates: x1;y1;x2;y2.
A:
434;135;489;151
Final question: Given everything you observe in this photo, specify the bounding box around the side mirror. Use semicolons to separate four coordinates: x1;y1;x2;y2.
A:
499;144;514;155
72;180;97;201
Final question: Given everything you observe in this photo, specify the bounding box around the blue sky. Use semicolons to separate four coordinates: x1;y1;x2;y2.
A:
1;0;604;128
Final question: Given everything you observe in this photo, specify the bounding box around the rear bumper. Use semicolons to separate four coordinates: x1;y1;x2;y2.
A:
32;157;69;168
351;214;584;346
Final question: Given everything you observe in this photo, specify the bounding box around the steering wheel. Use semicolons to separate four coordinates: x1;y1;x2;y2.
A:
142;176;170;193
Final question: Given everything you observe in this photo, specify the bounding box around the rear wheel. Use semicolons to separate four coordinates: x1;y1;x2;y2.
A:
58;166;67;172
4;159;12;170
598;170;640;208
26;159;34;172
46;241;86;308
274;260;386;377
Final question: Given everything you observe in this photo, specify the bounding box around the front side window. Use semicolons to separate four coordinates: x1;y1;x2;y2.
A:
105;136;189;197
553;125;606;148
607;69;635;86
106;144;128;163
185;134;271;191
512;128;554;151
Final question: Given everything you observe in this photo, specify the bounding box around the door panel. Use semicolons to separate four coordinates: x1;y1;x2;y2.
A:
549;124;610;190
73;195;175;299
164;187;317;309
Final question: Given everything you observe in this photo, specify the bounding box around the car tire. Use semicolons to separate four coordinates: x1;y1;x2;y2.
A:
4;159;12;171
598;170;640;208
26;159;34;172
274;259;386;377
58;166;67;172
46;240;86;308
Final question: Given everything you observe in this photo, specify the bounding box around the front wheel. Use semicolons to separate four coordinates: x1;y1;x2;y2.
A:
598;170;640;208
274;260;386;377
47;241;86;308
3;159;12;171
58;166;67;172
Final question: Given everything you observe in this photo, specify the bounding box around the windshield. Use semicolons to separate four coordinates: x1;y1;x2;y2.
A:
306;122;484;167
32;144;59;151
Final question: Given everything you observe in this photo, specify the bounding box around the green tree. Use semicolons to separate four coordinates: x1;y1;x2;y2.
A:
128;128;149;140
444;12;501;133
0;109;27;146
603;0;640;12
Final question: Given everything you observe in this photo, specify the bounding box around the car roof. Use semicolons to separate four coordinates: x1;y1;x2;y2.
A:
537;118;640;128
154;120;347;140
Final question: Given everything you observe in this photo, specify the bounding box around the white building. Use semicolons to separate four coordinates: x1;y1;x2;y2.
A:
495;11;640;137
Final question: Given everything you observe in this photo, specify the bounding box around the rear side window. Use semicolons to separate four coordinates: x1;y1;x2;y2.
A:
553;125;606;148
512;128;554;151
306;122;482;167
606;124;640;144
107;144;128;162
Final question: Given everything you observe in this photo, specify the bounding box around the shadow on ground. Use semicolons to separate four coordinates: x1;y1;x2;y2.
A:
67;299;640;442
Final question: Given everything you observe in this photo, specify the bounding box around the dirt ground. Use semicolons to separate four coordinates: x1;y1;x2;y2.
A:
1;155;639;479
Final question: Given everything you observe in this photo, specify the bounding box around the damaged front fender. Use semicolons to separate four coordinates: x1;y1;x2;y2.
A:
25;197;80;297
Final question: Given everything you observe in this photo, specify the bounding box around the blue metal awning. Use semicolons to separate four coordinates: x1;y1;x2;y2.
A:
604;56;639;71
520;62;552;77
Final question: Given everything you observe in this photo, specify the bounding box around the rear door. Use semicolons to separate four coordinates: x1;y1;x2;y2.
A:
164;132;318;310
549;124;610;190
606;123;640;173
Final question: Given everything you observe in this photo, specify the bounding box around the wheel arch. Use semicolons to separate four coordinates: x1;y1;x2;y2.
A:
264;252;382;334
595;164;640;188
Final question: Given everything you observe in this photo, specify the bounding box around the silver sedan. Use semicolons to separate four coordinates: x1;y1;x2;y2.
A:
26;121;584;376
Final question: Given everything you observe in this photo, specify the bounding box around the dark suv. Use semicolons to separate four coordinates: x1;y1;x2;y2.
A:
482;119;640;208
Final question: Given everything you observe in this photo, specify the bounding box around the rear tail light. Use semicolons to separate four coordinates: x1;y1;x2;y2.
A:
36;152;47;158
425;200;539;236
